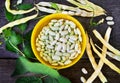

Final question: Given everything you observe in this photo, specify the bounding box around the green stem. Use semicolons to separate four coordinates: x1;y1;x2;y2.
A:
8;40;26;57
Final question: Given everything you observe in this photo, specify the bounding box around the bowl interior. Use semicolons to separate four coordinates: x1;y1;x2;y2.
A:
31;13;86;69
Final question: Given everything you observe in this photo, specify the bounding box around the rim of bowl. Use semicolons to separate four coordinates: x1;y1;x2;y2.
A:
31;13;86;69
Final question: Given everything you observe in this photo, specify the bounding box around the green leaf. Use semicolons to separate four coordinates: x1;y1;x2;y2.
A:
12;56;60;78
43;76;59;83
16;76;42;83
9;31;22;46
3;29;11;38
23;44;35;58
5;8;14;21
18;23;27;32
17;4;33;10
57;75;71;83
5;40;17;52
50;2;59;11
24;30;32;41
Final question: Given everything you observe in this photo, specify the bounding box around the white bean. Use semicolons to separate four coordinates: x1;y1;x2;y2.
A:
49;30;56;36
81;68;88;74
77;28;81;35
59;37;67;43
51;19;57;22
47;45;54;49
68;27;71;32
60;31;68;36
69;39;75;43
59;25;64;31
68;11;75;15
80;76;86;83
79;35;82;42
55;33;60;40
106;16;113;21
58;62;64;66
39;41;45;46
70;43;75;49
64;59;72;65
64;24;69;30
69;21;76;28
61;43;67;52
49;35;54;41
70;35;78;41
55;51;62;56
55;44;62;51
36;47;41;51
107;21;114;26
52;55;61;61
51;40;57;46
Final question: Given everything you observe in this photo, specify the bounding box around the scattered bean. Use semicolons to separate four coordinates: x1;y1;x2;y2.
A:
106;16;113;21
81;68;88;74
107;21;114;26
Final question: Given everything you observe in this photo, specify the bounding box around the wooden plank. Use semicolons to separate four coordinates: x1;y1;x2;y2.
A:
0;59;120;83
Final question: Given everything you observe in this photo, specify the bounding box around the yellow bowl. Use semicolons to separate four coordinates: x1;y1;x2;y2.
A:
31;13;86;69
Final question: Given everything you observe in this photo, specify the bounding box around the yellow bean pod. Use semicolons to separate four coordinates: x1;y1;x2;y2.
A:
0;10;38;33
5;0;36;15
67;0;106;17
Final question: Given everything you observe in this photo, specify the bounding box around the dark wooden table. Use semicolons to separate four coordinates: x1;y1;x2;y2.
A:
0;0;120;83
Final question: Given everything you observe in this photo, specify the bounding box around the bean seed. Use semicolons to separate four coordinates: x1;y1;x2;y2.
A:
74;28;78;35
55;33;60;40
68;11;75;15
64;24;69;30
80;76;86;83
69;52;76;59
70;44;75;49
51;40;57;46
49;35;54;41
58;19;64;22
64;60;72;65
59;25;64;31
79;0;87;5
47;45;54;49
77;28;81;35
36;47;41;51
59;37;67;43
51;19;57;22
47;56;52;63
81;68;88;74
36;42;40;47
107;21;114;26
39;41;45;46
69;39;75;43
51;63;58;66
49;30;56;36
52;55;61;61
79;35;82;42
50;26;59;31
58;62;64;66
54;22;60;27
75;43;79;51
55;51;62;56
62;43;67;52
55;44;62;51
69;21;76;28
70;35;78;41
43;56;48;61
106;16;113;21
60;31;68;36
68;27;71;32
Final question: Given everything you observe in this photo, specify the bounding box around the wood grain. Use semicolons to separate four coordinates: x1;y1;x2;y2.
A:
0;0;120;83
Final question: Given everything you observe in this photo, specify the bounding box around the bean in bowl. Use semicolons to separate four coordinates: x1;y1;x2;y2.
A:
36;19;82;66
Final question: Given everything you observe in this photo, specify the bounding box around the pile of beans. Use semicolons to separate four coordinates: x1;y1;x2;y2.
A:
36;19;82;66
